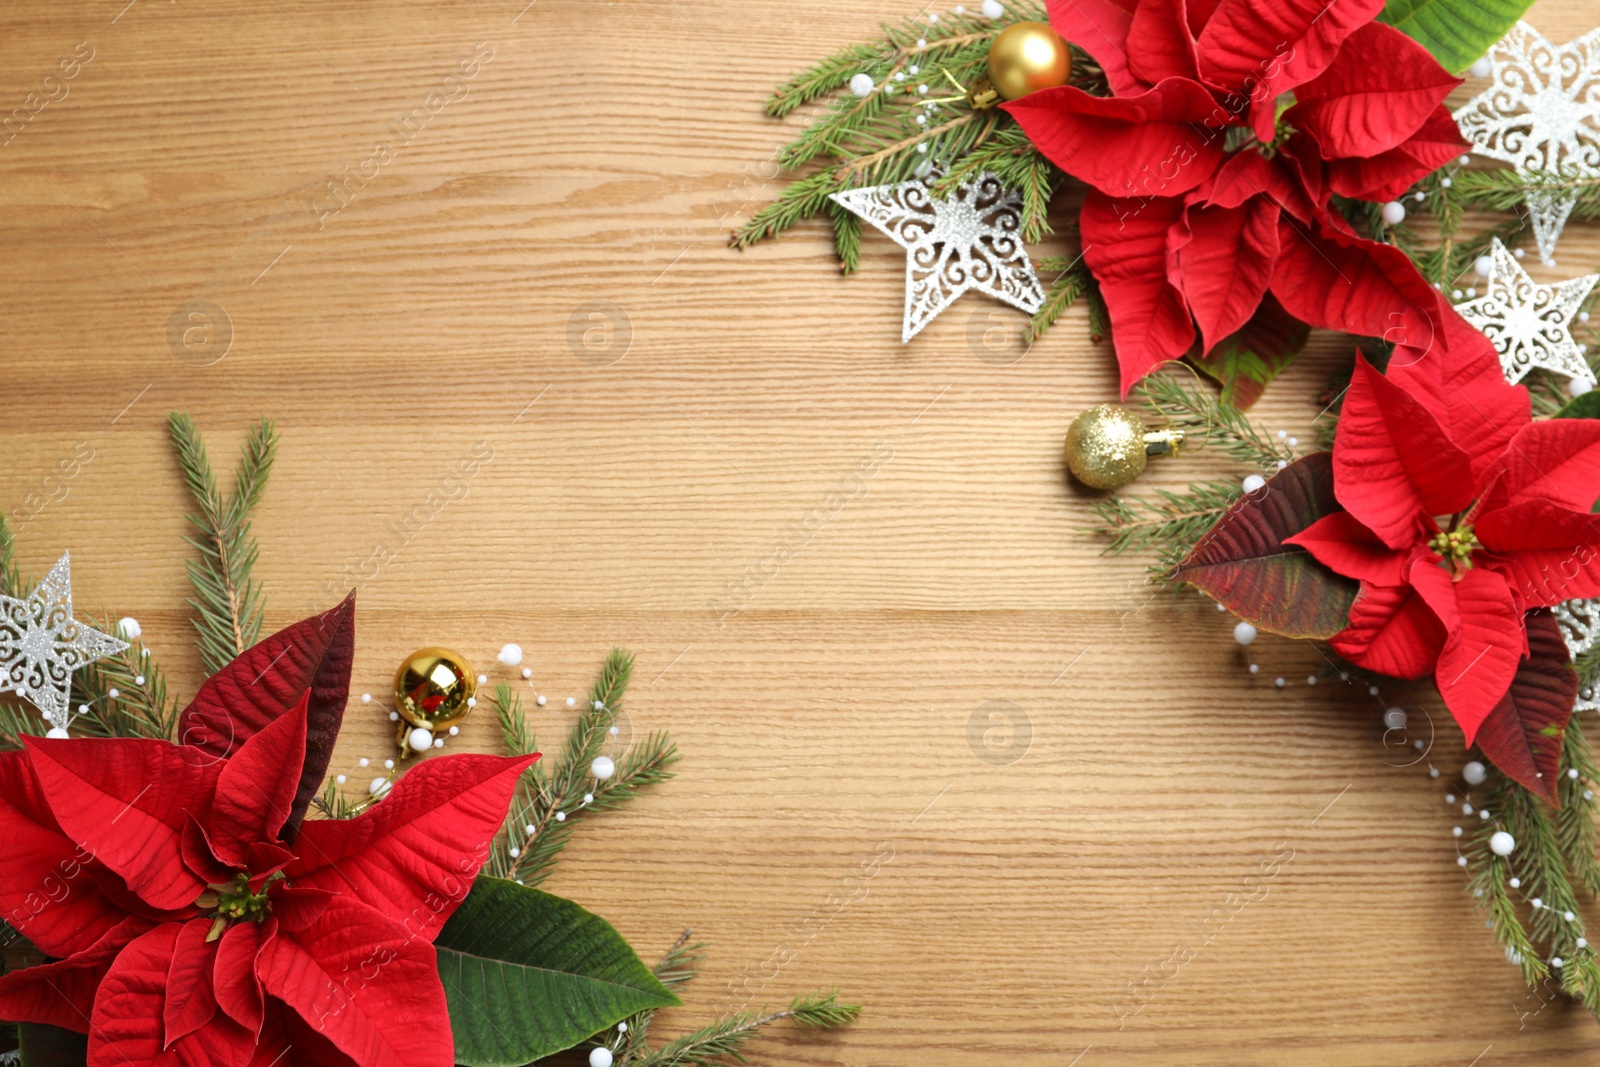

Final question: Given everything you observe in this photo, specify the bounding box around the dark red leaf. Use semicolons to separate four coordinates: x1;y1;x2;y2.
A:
1472;610;1577;805
1174;452;1359;638
1189;292;1310;408
178;594;355;840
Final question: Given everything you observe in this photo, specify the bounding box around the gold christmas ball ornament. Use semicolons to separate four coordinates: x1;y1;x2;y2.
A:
986;21;1072;101
394;647;477;731
1064;404;1184;490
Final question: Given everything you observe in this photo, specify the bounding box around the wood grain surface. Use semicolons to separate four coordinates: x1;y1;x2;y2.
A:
2;1;1599;1063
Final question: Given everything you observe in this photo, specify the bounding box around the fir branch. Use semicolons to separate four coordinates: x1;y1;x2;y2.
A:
1091;481;1243;563
1132;372;1293;469
617;932;707;1064
1453;168;1600;219
1030;252;1089;344
829;203;862;275
730;171;847;251
0;512;21;599
68;619;180;742
1561;725;1600;898
168;414;278;675
936;124;1062;243
486;650;678;886
630;990;861;1067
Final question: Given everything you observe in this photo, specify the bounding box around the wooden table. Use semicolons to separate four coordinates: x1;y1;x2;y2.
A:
3;1;1599;1063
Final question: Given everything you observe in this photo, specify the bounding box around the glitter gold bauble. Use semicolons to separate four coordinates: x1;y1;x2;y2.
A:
1064;404;1184;490
393;647;476;731
986;22;1072;101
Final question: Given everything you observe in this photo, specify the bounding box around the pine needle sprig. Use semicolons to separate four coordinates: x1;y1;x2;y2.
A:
68;620;179;742
1091;481;1243;563
1561;725;1600;897
628;990;862;1067
935;125;1062;243
1030;249;1089;343
487;650;679;886
1452;168;1600;220
168;414;278;675
614;931;707;1064
0;512;22;599
1133;372;1293;469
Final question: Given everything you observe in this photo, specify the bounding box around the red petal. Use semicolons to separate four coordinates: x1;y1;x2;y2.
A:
0;751;127;957
1002;79;1227;199
1288;23;1461;160
1284;511;1409;586
1331;582;1447;679
165;1015;259;1067
87;922;181;1067
1389;308;1531;483
1081;190;1196;395
1326;107;1471;202
1270;214;1438;345
0;917;149;1033
1196;0;1388;140
1175;198;1279;352
1477;500;1600;607
1128;0;1200;84
24;736;221;912
1047;0;1142;95
271;884;337;933
165;919;220;1045
1491;418;1600;512
1204;151;1318;221
214;921;272;1036
208;692;310;867
1473;610;1577;803
1410;563;1527;743
259;898;452;1067
1333;356;1474;547
178;595;355;840
287;753;537;941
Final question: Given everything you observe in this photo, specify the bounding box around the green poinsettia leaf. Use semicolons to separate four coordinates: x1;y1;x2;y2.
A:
436;877;679;1067
1174;452;1358;639
1190;294;1311;409
19;1023;87;1066
1379;0;1536;74
1473;610;1576;806
1555;390;1600;421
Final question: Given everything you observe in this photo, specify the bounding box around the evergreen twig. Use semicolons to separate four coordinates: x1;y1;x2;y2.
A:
1133;372;1293;469
168;414;278;675
1030;249;1089;343
629;990;861;1067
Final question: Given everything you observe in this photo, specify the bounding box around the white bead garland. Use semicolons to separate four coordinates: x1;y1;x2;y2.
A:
1489;831;1515;857
592;756;616;781
1233;622;1257;646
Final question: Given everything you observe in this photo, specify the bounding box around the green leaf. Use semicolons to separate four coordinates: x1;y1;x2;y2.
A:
436;877;680;1067
1379;0;1536;74
1473;610;1577;806
1189;294;1311;409
19;1023;87;1066
1173;452;1359;639
1555;390;1600;421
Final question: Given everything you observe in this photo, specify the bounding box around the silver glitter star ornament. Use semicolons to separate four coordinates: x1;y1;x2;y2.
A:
0;552;127;730
1456;238;1597;388
1454;21;1600;266
1555;599;1600;714
830;172;1044;342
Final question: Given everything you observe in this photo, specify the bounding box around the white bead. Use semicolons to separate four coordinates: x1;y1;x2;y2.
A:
1514;247;1525;259
466;698;477;708
1532;897;1544;908
1381;201;1406;225
509;846;520;858
521;667;533;679
1469;57;1493;78
1479;809;1490;820
1581;938;1590;949
134;675;145;685
1453;826;1463;837
1242;474;1266;493
590;1049;614;1067
609;726;619;736
536;695;547;706
584;793;594;804
1566;911;1577;922
359;757;370;768
1460;155;1472;166
1452;289;1464;300
389;711;400;721
1216;602;1226;612
916;143;929;154
1287;437;1297;447
525;823;536;834
1233;622;1257;646
1248;663;1259;674
1490;831;1515;856
1306;675;1317;686
368;777;391;797
383;759;395;770
1462;803;1473;815
926;13;938;22
45;727;69;739
1465;288;1476;298
1384;708;1407;730
1583;311;1592;323
618;1022;629;1033
78;704;87;713
116;617;141;640
408;727;434;752
848;73;875;97
336;774;347;784
476;674;487;685
1429;768;1439;778
448;725;460;736
1457;856;1468;867
1589;791;1596;801
1554;957;1564;968
1475;256;1493;278
917;84;929;94
1276;429;1287;440
432;737;444;748
1446;794;1456;803
1413;192;1426;203
915;114;927;126
1463;761;1487;785
1441;177;1453;188
592;756;616;781
981;0;1004;16
108;688;119;699
1510;877;1521;888
361;693;372;703
1571;768;1581;779
1275;459;1287;469
909;65;919;74
1274;677;1286;688
593;701;605;711
555;811;566;822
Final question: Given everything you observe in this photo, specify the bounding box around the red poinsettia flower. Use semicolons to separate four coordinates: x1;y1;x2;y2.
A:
1003;0;1470;394
0;599;537;1067
1286;350;1600;742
